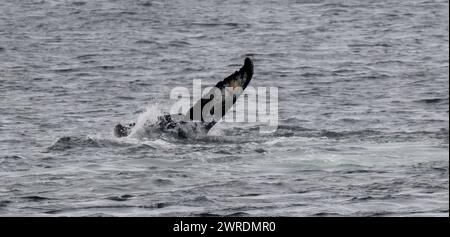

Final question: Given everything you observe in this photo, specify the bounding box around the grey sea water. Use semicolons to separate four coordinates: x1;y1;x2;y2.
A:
0;0;448;216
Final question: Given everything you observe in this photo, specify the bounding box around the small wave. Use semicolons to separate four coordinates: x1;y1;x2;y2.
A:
254;148;267;153
2;155;24;160
196;212;222;217
191;196;215;204
44;203;166;215
0;200;11;207
72;1;87;6
207;156;242;163
52;68;79;73
414;98;448;104
238;193;261;197
97;65;117;70
83;213;115;217
412;160;449;173
135;40;156;45
193;134;259;144
276;124;313;132
48;136;100;151
190;22;250;28
153;178;173;186
313;212;343;217
47;135;139;152
226;212;250;217
295;0;325;4
0;155;31;172
74;54;99;60
273;125;382;140
168;40;191;47
138;1;153;7
21;196;54;202
348;43;392;48
318;130;380;139
107;195;134;202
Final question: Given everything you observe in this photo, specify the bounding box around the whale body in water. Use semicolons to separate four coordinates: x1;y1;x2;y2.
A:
114;57;254;138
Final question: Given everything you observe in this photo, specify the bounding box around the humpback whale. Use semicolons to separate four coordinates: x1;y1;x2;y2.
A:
114;57;254;138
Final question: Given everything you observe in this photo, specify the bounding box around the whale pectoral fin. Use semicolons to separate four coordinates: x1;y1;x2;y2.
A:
186;57;254;125
114;57;254;138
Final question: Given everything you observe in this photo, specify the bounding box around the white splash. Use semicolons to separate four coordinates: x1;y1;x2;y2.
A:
128;104;162;138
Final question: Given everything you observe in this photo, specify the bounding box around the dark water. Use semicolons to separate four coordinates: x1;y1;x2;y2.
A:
0;0;448;216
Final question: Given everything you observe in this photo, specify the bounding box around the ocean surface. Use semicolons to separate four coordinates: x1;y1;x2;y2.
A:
0;0;448;216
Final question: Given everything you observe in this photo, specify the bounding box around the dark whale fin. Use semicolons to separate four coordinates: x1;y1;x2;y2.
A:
186;57;254;126
114;57;254;138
